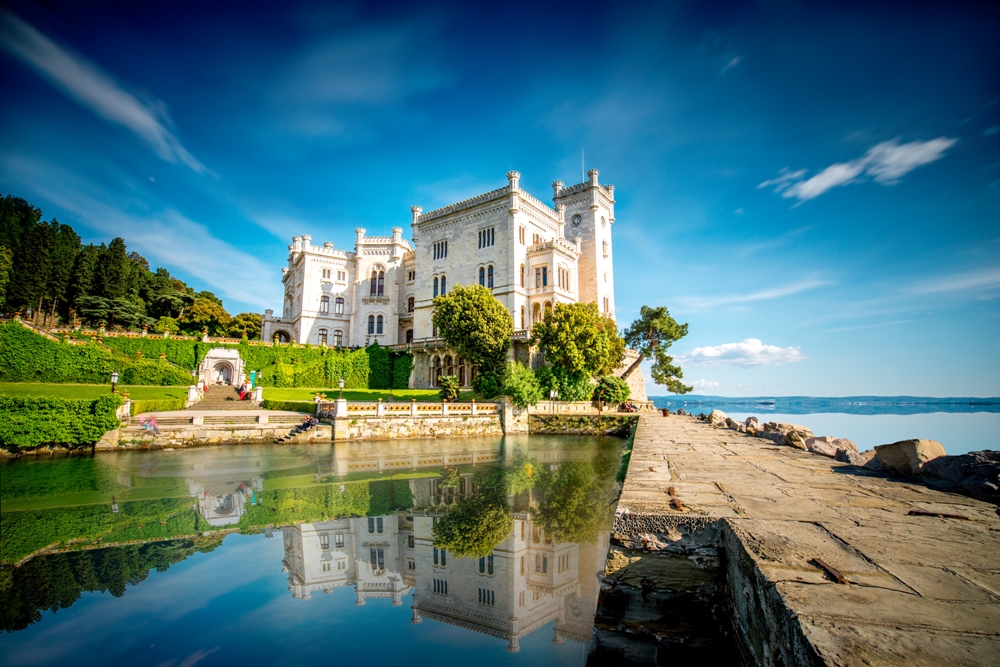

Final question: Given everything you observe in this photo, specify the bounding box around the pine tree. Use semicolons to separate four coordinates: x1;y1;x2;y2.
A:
43;220;82;318
9;222;52;314
66;245;100;313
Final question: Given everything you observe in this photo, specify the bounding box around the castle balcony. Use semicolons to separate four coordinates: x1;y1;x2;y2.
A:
362;296;392;305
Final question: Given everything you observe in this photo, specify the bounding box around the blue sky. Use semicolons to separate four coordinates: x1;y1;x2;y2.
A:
1;1;997;397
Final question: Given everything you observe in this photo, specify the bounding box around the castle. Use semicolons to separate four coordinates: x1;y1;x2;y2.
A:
261;169;631;393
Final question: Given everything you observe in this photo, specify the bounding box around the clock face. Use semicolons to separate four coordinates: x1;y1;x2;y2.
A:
572;215;582;226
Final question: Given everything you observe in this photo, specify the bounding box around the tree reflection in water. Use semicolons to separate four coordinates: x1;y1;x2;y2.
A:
0;435;627;652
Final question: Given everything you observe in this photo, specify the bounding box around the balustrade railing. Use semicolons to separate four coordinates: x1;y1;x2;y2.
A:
316;400;499;418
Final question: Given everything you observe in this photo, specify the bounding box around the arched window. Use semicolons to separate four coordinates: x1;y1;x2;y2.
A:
478;267;485;286
407;297;414;312
376;315;384;334
519;226;525;244
488;554;494;575
532;303;540;325
433;276;439;297
520;306;525;330
520;264;524;288
320;296;330;313
445;355;453;376
370;269;378;296
459;365;466;386
368;315;375;334
545;301;552;316
376;517;384;534
487;265;493;289
334;330;343;346
335;297;344;314
479;557;486;574
377;270;384;296
318;329;328;345
368;517;375;534
603;296;610;314
440;274;446;294
434;356;442;385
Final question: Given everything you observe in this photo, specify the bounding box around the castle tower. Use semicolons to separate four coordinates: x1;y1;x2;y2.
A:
553;169;616;319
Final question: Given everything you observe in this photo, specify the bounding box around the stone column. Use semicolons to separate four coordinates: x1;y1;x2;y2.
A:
377;398;385;417
411;399;418;417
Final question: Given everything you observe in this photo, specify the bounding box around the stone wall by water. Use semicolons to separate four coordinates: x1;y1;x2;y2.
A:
332;415;502;441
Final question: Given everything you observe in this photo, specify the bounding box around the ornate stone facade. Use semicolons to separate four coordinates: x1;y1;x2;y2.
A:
261;169;626;392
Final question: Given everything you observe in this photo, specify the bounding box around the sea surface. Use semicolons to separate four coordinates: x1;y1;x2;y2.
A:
0;436;652;666
650;395;1000;455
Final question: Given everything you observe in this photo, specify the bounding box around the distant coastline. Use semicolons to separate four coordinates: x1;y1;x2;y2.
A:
649;395;1000;416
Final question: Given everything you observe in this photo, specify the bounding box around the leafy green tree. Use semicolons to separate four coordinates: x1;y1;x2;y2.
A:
593;375;630;411
195;290;223;306
0;246;11;309
534;461;616;544
228;312;262;339
438;375;460;401
535;365;594;402
9;222;52;313
178;298;230;335
76;296;151;329
153;316;179;333
92;239;131;300
148;291;196;319
622;305;691;394
433;494;512;558
502;362;542;408
433;284;513;373
532;302;625;378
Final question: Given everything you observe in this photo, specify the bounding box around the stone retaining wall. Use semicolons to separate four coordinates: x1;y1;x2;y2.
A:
528;414;637;437
332;415;502;441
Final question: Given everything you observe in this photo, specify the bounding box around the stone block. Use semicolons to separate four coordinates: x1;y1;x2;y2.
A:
874;439;946;477
707;409;728;427
805;436;857;458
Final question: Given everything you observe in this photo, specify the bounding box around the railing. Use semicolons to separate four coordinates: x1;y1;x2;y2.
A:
317;400;499;419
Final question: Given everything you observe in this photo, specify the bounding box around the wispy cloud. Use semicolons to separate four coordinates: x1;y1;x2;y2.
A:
983;126;999;137
904;267;1000;296
3;154;277;310
678;339;806;367
691;379;720;392
759;137;957;202
0;9;210;174
673;278;831;310
722;55;743;73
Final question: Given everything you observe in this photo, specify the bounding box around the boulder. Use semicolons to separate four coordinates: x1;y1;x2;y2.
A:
920;451;1000;505
676;409;687;416
763;422;814;439
745;416;761;431
805;436;858;459
836;448;876;467
785;430;808;450
874;439;946;478
707;410;728;427
863;454;883;471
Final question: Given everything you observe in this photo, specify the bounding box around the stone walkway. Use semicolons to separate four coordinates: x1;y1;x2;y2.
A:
615;414;1000;666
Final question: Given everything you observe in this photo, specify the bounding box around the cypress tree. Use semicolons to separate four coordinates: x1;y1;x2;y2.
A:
66;244;100;312
44;220;82;317
9;222;52;313
92;238;130;300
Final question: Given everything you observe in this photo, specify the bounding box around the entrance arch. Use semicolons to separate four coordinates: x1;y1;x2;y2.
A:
274;330;291;343
213;362;233;385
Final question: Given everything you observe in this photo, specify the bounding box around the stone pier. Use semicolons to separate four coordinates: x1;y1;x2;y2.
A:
597;414;1000;666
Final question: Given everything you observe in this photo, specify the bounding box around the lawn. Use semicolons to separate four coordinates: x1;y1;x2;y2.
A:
262;387;475;402
0;383;189;401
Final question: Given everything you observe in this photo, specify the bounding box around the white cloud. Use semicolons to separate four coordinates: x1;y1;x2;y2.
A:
904;267;1000;296
983;126;999;137
0;9;210;174
673;278;830;310
722;55;743;73
691;379;720;392
760;137;957;202
678;338;806;367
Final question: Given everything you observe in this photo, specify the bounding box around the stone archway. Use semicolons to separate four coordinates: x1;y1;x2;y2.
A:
274;330;291;343
213;361;233;385
198;347;246;387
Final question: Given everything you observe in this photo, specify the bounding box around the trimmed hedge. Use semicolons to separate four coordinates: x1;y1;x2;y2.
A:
259;399;314;412
130;398;186;415
0;395;123;449
0;323;191;386
3;324;415;390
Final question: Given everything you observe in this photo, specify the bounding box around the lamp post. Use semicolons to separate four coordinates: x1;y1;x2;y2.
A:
110;370;119;394
111;496;119;514
338;377;345;400
550;389;558;414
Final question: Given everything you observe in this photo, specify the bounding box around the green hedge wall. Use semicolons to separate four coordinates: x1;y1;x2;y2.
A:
0;395;123;449
259;399;314;412
130;398;186;415
0;324;191;386
3;324;414;390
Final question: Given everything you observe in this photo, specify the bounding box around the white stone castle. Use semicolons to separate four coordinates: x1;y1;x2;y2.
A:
261;169;629;392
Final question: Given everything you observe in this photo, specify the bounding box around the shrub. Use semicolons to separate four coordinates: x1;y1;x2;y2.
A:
502;362;542;408
130;398;186;415
438;375;460;401
473;371;502;399
593;375;630;408
260;399;314;413
534;365;593;402
390;352;413;389
0;395;123;450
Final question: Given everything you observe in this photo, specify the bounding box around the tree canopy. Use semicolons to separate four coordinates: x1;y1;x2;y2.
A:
532;302;625;378
432;284;513;375
622;305;691;394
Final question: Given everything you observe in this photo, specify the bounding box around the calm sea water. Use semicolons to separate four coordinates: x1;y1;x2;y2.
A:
0;437;625;666
651;396;1000;455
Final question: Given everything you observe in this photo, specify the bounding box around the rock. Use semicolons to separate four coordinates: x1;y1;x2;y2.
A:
763;422;814;439
863;453;883;471
745;416;761;431
805;436;858;459
920;450;1000;505
785;430;808;450
707;410;728;427
874;439;946;478
676;409;687;416
836;448;875;466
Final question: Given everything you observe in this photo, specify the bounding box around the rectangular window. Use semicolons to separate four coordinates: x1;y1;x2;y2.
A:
322;268;331;279
338;560;346;570
337;270;346;281
408;560;415;570
335;533;344;548
535;555;541;573
334;330;343;346
320;296;330;313
535;267;541;288
519;591;525;606
320;534;329;549
408;535;414;549
368;517;375;533
519;226;525;244
520;556;525;575
323;562;331;572
542;556;548;573
478;588;495;606
542;266;548;287
433;579;448;595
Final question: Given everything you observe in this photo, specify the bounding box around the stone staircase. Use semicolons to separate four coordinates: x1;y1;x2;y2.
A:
194;385;259;410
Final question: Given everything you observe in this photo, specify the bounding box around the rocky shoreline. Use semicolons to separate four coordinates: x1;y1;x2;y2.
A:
680;408;999;506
